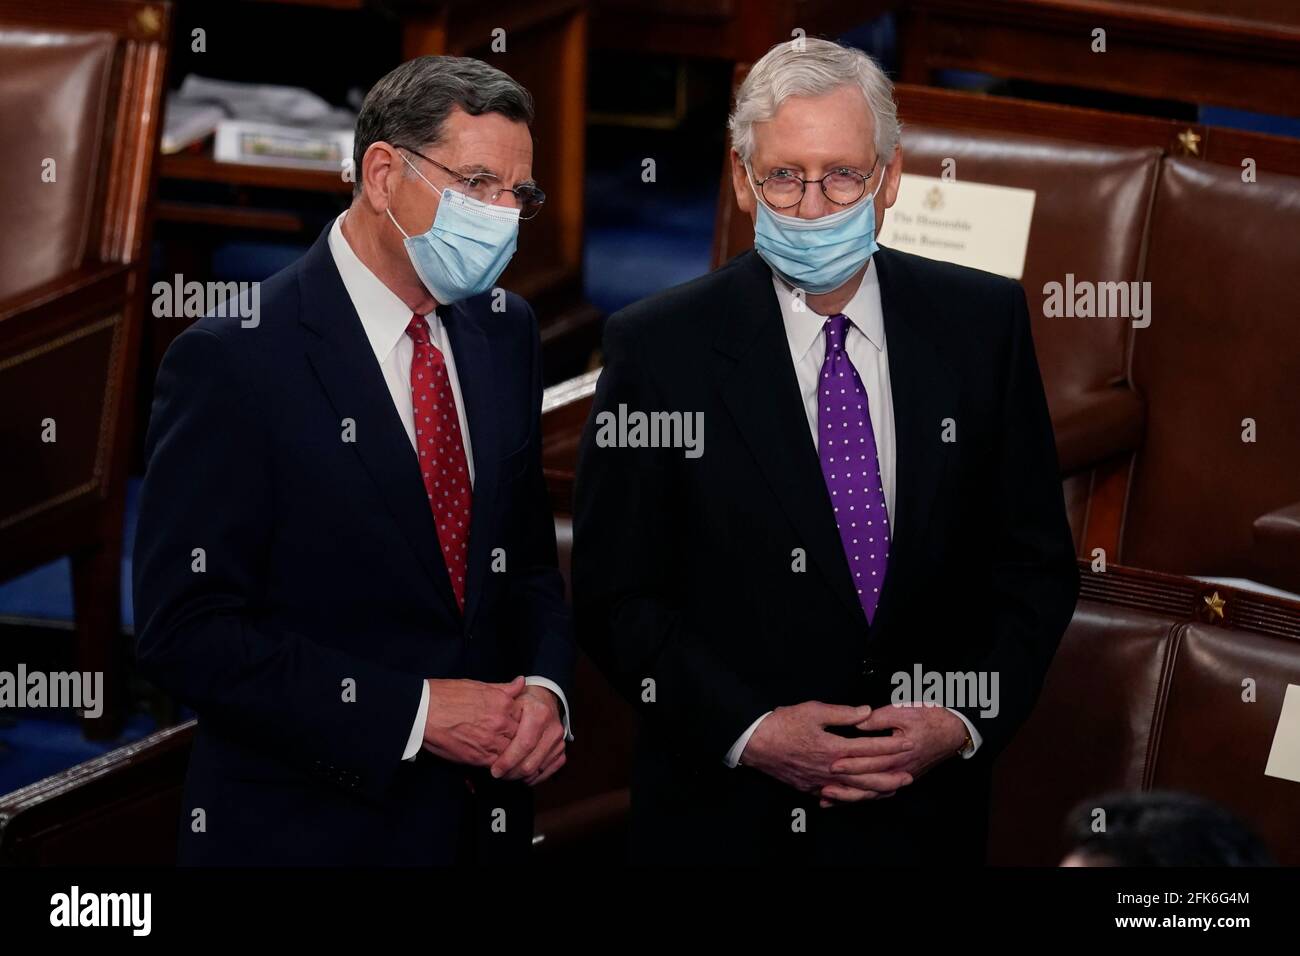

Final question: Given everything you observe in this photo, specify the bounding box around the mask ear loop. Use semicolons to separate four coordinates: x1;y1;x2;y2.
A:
386;206;412;240
866;163;887;202
396;148;442;193
387;148;445;239
744;161;774;213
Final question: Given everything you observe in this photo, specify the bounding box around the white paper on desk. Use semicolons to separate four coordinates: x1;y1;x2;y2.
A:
177;75;355;128
1264;683;1300;783
161;97;226;154
877;174;1036;279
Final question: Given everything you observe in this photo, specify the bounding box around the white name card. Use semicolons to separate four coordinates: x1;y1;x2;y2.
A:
877;175;1036;279
1265;683;1300;784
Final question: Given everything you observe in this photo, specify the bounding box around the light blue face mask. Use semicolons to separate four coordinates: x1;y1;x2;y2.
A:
747;164;885;294
387;151;520;304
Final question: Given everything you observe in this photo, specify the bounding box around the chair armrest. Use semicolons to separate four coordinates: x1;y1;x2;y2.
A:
1253;503;1300;594
0;262;131;346
1050;386;1146;476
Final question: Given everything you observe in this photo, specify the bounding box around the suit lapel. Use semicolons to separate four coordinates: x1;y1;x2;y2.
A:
441;301;501;634
868;247;958;642
714;253;866;630
297;228;460;613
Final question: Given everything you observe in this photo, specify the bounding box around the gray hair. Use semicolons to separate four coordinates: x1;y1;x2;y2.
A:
728;38;900;164
352;55;534;196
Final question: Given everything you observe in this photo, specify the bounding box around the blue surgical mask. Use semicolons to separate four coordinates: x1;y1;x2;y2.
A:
747;164;885;294
387;152;520;304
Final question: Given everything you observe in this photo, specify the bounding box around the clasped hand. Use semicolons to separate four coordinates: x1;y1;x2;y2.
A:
420;676;566;786
740;701;968;807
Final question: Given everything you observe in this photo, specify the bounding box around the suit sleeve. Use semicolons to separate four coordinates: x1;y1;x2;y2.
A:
505;302;576;701
573;314;774;760
950;281;1080;757
132;328;423;800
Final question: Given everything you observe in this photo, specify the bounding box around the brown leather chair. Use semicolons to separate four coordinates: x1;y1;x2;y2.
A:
0;0;172;737
897;124;1155;547
1152;618;1300;863
990;567;1300;866
1122;157;1300;585
987;600;1177;864
1253;504;1300;595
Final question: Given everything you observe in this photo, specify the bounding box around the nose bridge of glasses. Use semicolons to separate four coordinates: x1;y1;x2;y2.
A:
762;170;865;210
799;180;837;217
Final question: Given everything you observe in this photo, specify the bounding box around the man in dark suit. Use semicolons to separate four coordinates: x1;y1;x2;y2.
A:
573;38;1079;864
134;56;573;865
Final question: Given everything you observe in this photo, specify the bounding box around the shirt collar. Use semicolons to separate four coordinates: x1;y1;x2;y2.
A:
770;258;886;364
327;211;434;363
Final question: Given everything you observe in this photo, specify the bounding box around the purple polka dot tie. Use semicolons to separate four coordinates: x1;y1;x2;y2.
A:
818;313;890;624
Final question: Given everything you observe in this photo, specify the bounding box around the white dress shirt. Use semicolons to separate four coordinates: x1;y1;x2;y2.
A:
724;261;981;767
326;212;571;761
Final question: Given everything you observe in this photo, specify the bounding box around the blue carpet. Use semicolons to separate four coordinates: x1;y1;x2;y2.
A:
584;224;713;316
582;166;717;315
0;712;160;795
0;479;150;795
0;479;140;631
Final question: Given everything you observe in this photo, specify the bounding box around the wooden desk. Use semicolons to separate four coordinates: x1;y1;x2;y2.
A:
590;0;893;61
899;0;1300;118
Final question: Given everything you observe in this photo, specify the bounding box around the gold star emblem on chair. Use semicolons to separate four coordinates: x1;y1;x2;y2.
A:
1177;128;1202;157
1202;590;1227;622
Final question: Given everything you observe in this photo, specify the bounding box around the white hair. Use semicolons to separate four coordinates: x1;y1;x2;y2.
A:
728;37;900;164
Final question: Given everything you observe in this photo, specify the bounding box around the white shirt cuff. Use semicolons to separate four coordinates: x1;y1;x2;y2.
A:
403;679;430;761
525;676;574;741
946;707;983;758
725;711;773;767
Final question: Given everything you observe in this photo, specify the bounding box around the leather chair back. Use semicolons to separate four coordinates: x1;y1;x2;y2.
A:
0;0;171;737
990;569;1300;866
898;126;1158;414
0;29;116;300
988;601;1175;864
1152;619;1300;863
1123;157;1300;577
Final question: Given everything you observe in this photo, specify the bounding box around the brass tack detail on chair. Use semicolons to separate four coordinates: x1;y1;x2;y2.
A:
134;6;161;38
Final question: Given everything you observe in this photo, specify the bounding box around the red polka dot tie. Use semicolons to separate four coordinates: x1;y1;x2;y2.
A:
406;314;471;612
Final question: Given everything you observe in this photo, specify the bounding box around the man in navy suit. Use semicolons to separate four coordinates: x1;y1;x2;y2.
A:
573;38;1078;864
133;56;574;865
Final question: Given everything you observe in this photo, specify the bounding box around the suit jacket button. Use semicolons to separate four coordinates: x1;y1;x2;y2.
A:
860;658;876;678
